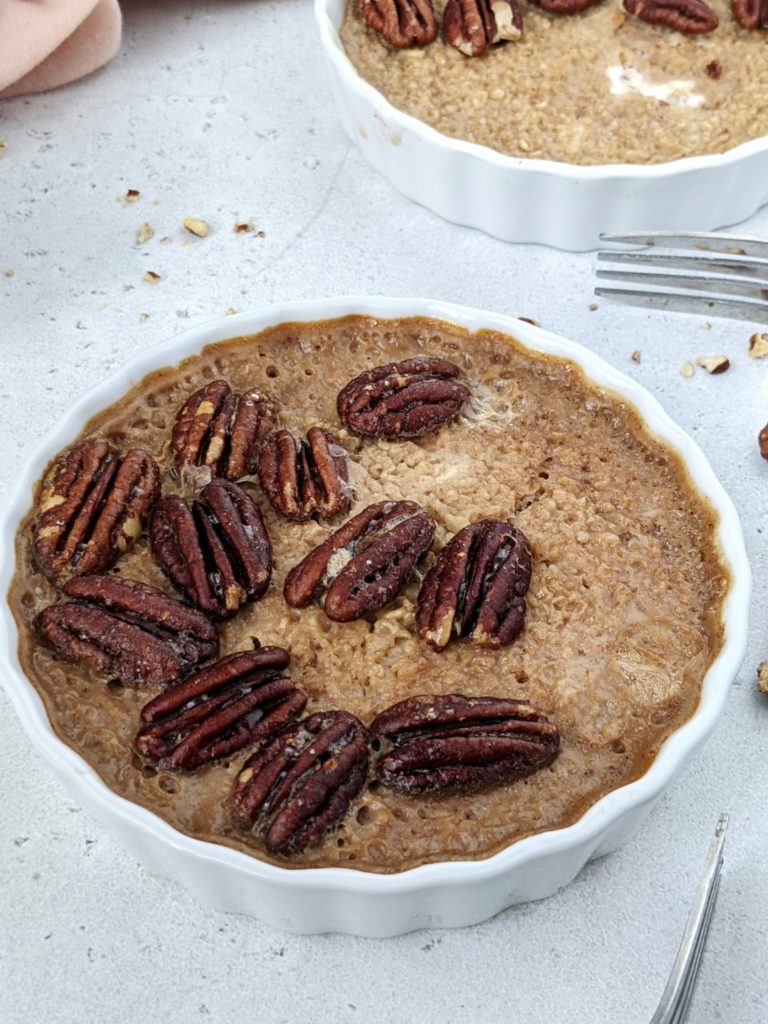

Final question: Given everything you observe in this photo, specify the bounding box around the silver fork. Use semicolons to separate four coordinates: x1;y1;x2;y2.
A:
595;232;768;324
649;814;729;1024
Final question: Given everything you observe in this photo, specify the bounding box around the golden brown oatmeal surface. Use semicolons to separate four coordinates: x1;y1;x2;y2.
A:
340;1;768;165
10;316;727;871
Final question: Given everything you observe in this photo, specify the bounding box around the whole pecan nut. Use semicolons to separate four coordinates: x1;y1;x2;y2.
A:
369;694;560;793
36;575;218;687
283;500;435;621
623;0;718;32
170;380;277;482
731;0;768;27
150;479;272;620
257;427;351;522
416;518;532;651
34;439;160;583
337;358;470;439
443;0;522;57
353;0;438;48
233;709;369;853
135;646;306;771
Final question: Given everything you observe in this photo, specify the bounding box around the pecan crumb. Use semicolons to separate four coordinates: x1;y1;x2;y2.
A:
143;271;161;284
159;236;171;245
0;139;5;158
700;321;712;331
748;333;768;359
589;303;599;312
224;308;236;316
256;230;266;238
695;355;730;374
182;217;210;238
758;661;768;693
136;222;154;245
4;269;14;278
139;312;149;322
759;423;768;460
631;350;641;364
705;60;722;79
517;316;539;326
680;361;695;378
234;222;252;234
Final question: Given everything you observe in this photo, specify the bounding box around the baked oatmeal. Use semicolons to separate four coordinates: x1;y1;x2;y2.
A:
9;316;728;871
340;0;768;164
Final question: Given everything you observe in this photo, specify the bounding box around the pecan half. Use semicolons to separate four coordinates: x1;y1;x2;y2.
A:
337;358;470;439
416;519;532;651
443;0;522;57
257;427;351;522
370;694;559;793
150;479;272;620
233;709;369;853
354;0;438;48
135;647;306;771
36;575;218;687
623;0;718;32
170;380;277;482
283;500;435;621
34;439;160;583
732;0;768;27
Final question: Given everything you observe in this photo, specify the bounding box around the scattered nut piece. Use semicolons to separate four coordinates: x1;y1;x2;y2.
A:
748;333;768;359
0;139;5;158
589;303;598;312
159;236;171;245
224;308;236;316
631;350;641;364
143;271;161;284
759;423;768;460
256;230;266;238
695;355;730;374
680;361;695;378
700;321;712;331
182;217;210;237
758;660;768;693
234;222;252;234
139;312;150;322
117;188;141;206
705;60;722;79
136;222;154;245
517;316;539;326
4;269;14;278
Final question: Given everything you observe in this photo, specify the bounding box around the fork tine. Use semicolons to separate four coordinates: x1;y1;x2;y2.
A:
669;874;722;1024
597;250;768;282
648;814;728;1024
596;269;768;301
599;232;768;258
594;287;768;324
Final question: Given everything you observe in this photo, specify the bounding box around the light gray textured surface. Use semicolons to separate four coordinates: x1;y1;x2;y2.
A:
1;2;767;1021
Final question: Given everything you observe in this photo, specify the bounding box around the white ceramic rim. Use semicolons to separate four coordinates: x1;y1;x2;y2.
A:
0;295;751;895
314;0;768;180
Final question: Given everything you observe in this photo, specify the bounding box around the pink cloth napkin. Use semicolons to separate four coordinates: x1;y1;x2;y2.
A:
0;0;122;99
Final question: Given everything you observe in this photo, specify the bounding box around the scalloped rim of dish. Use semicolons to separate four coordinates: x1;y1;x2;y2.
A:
315;0;768;178
0;296;751;894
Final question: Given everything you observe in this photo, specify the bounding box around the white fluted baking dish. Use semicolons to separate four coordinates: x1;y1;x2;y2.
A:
0;296;750;935
315;0;768;251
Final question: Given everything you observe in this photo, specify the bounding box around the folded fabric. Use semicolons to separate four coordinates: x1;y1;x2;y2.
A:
0;0;122;99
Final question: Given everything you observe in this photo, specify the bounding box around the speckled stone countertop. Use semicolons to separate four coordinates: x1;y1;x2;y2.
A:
1;2;767;1022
